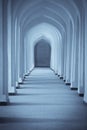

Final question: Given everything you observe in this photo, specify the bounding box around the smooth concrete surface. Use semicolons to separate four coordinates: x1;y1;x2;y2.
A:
0;68;87;130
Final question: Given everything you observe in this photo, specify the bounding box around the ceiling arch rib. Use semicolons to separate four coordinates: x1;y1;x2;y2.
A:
12;0;41;20
14;0;72;32
50;0;79;20
20;7;66;32
13;0;79;22
27;23;61;46
12;0;76;32
16;5;67;46
21;14;65;39
13;0;78;49
13;0;81;45
17;2;69;25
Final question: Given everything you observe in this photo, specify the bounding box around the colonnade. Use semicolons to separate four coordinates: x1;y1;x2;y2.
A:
0;0;87;104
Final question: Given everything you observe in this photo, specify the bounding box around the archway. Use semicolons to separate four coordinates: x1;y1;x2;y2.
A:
34;39;51;67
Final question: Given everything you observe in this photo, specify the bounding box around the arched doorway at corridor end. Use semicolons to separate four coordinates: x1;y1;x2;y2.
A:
34;39;51;68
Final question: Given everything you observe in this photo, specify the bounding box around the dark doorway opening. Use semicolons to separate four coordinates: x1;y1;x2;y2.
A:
34;39;51;67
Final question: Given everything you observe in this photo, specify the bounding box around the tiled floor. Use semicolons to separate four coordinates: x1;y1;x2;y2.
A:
0;68;87;130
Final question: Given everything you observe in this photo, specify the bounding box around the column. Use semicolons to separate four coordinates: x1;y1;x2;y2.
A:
65;20;72;85
7;0;16;94
63;32;67;81
15;23;21;87
0;0;9;104
59;39;64;78
84;0;87;103
19;27;24;84
70;17;78;90
78;15;84;96
23;35;29;76
11;15;17;92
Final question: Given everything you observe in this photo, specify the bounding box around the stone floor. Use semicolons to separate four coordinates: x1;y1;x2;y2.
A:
0;68;87;130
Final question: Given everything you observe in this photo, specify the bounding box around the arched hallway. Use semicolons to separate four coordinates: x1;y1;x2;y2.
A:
0;68;87;130
0;0;87;129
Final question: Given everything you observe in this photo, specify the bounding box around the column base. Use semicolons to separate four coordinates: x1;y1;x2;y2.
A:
60;76;63;79
70;82;78;90
78;87;84;96
84;96;87;104
22;74;26;80
16;82;20;89
25;73;29;76
79;93;84;97
65;79;71;85
0;95;9;105
8;87;17;95
22;75;26;81
71;88;78;90
65;82;71;85
66;83;71;86
63;76;66;80
63;79;66;82
63;77;66;82
18;77;23;84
